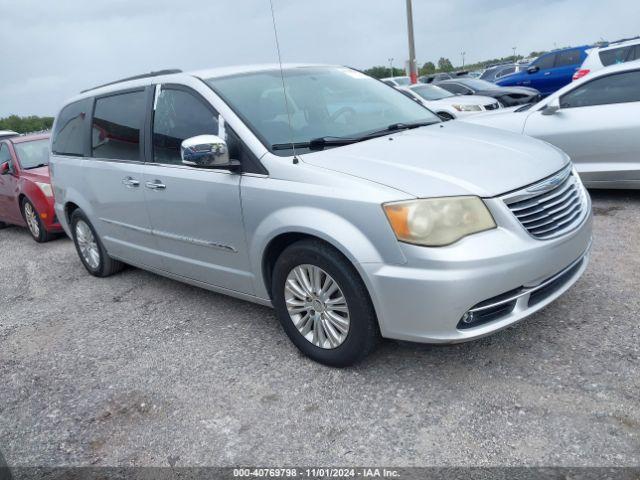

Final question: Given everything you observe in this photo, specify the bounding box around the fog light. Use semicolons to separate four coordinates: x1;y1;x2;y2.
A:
461;311;475;324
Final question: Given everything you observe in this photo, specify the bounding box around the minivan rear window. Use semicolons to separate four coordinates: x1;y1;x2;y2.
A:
92;90;146;161
52;98;92;156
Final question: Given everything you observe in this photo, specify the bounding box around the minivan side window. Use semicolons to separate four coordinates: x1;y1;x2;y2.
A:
52;98;92;156
92;90;146;161
152;88;219;165
560;70;640;108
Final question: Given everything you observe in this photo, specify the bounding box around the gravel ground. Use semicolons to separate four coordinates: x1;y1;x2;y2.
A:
0;190;639;468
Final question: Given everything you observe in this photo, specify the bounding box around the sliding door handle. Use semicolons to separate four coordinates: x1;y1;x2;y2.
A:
145;180;166;190
122;176;140;187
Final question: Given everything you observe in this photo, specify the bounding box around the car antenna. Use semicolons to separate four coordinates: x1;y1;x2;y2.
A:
269;0;299;164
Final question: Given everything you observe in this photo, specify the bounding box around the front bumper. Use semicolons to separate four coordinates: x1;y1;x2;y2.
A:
361;196;593;343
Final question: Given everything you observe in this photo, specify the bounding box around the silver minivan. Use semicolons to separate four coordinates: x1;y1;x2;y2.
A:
50;65;593;366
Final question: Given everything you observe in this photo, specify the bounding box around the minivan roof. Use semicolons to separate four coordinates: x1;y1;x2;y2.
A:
66;63;334;105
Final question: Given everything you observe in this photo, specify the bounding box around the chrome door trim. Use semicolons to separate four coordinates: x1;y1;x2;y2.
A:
99;218;237;253
152;228;238;253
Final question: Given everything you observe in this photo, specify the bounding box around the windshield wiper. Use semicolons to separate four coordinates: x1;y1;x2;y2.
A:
271;121;438;151
24;163;48;170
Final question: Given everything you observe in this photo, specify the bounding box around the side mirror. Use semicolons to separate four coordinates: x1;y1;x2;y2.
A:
180;135;240;171
527;66;539;74
541;98;561;116
0;162;9;175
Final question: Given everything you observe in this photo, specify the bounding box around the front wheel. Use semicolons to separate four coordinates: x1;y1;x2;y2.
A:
70;210;124;277
22;198;52;243
271;239;379;367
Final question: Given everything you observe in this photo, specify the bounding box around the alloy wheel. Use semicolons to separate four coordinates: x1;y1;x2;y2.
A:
284;264;350;349
75;220;100;270
23;202;40;238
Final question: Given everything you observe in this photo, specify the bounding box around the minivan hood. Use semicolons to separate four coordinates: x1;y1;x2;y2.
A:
301;121;568;198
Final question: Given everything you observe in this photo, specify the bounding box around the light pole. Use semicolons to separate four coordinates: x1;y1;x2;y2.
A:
405;0;418;84
388;57;394;77
461;51;466;68
512;46;517;60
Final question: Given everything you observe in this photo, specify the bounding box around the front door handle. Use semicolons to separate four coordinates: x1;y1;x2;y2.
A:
145;180;166;190
122;176;140;187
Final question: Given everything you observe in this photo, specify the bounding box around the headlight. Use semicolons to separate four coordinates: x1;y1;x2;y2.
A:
383;196;496;246
35;182;53;197
452;104;482;112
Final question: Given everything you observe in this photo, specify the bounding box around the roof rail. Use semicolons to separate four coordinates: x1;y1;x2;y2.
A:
602;35;640;47
80;69;183;93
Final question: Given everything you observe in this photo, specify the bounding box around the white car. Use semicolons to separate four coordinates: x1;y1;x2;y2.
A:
381;76;411;87
0;130;18;140
462;60;640;189
398;84;500;120
575;37;640;80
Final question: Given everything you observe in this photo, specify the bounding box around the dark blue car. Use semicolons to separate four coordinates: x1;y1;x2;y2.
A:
496;46;590;97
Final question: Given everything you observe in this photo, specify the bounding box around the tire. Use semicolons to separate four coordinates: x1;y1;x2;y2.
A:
70;209;124;277
437;112;455;121
271;239;380;367
21;198;52;243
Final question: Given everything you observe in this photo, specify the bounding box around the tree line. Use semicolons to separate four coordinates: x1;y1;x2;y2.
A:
364;50;550;79
0;115;54;134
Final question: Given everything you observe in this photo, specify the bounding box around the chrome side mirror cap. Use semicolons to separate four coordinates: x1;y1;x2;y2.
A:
541;98;561;116
180;135;236;169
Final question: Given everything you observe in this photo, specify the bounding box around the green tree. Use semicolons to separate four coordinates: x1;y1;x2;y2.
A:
419;61;436;75
437;57;454;72
0;115;54;134
363;66;405;79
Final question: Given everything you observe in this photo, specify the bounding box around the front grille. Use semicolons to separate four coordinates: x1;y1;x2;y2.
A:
503;167;587;240
528;259;583;307
484;103;499;110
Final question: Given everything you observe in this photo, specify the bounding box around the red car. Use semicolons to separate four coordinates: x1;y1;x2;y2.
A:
0;133;62;242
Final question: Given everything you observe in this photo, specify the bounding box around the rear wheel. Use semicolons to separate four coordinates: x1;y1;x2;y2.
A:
271;239;379;367
21;198;52;243
70;209;124;277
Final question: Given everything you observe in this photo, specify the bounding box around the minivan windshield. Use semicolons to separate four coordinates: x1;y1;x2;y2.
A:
206;67;440;155
14;139;50;169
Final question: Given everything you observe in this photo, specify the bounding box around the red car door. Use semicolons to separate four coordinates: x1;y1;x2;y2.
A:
0;142;23;224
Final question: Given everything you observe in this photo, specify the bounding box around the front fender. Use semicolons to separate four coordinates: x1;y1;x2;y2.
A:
249;206;405;299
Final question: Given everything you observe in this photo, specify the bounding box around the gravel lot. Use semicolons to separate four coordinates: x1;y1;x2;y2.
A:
0;190;639;468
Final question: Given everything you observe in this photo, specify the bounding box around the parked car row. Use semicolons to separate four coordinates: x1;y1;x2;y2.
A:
5;58;637;367
462;60;640;189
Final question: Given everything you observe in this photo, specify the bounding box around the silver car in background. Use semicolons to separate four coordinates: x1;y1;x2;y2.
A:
397;84;500;121
50;64;592;366
463;60;640;189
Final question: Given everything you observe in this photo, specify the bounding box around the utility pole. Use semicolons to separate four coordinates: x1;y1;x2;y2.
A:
388;57;394;77
405;0;418;84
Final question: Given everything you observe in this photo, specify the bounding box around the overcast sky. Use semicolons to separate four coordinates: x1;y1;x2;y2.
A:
1;0;638;117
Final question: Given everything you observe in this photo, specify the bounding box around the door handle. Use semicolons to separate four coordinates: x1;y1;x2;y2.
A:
544;72;551;76
122;176;140;187
145;180;166;190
